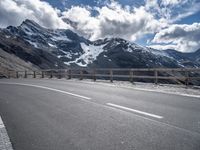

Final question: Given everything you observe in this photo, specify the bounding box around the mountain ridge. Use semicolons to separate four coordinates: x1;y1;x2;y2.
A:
0;19;199;70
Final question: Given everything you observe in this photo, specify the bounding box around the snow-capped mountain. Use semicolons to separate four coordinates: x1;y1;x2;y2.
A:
0;19;199;69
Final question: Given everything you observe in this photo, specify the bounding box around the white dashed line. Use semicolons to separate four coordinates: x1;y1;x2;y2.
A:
107;103;163;119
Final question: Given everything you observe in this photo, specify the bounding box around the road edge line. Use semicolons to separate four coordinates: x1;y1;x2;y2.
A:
0;116;14;150
67;80;200;98
0;82;91;100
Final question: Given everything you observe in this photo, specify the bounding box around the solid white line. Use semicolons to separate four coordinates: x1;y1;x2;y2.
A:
0;82;199;136
0;82;91;100
131;87;200;98
107;103;163;119
67;79;200;98
0;116;14;150
0;116;5;128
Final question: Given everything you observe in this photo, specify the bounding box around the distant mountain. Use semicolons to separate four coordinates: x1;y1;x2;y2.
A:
164;49;200;67
0;19;199;70
0;22;67;70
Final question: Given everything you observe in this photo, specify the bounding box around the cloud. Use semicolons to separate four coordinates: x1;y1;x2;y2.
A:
151;23;200;52
148;44;177;50
0;0;199;52
61;1;166;41
61;6;100;40
161;0;182;6
145;0;200;23
0;0;71;29
97;4;165;40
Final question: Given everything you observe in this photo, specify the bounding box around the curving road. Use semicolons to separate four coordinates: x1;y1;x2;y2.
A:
0;79;200;150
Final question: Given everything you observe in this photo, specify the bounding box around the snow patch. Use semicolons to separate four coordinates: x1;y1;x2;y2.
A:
27;41;38;48
126;46;133;53
20;24;34;35
5;35;10;38
51;35;71;42
150;49;169;57
59;50;72;59
66;43;106;67
48;43;57;48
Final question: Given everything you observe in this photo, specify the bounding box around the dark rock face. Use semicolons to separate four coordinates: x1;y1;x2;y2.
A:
89;39;180;68
0;29;66;69
164;49;200;67
0;19;199;70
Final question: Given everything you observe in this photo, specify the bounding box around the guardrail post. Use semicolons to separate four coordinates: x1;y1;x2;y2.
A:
16;71;19;78
185;70;189;86
93;69;96;81
130;69;133;83
50;70;53;78
68;69;71;79
64;70;67;79
58;70;62;79
154;69;158;84
79;70;83;80
33;71;36;78
8;71;10;78
24;71;27;78
110;69;113;82
41;71;44;78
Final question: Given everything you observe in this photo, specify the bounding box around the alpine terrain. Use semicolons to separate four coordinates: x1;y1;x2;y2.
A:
0;19;199;70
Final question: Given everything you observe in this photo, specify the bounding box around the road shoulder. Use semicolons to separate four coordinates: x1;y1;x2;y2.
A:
0;116;13;150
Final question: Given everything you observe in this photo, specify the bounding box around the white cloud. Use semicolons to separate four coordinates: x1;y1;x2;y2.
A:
0;0;71;29
145;0;200;23
161;0;182;6
61;1;166;41
148;44;177;50
151;23;200;52
0;0;199;52
61;6;100;40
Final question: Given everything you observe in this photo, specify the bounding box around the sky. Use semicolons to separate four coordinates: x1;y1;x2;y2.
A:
0;0;200;52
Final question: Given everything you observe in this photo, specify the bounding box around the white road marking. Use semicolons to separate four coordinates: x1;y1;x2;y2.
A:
67;79;200;98
107;103;163;119
0;116;14;150
0;82;199;136
0;116;5;128
131;87;200;98
107;105;200;137
0;82;91;100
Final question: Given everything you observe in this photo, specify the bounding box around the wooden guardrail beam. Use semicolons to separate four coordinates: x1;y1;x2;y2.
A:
4;68;200;86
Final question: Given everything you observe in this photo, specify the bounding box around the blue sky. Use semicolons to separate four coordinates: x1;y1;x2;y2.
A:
0;0;200;52
43;0;200;51
44;0;199;24
44;0;144;9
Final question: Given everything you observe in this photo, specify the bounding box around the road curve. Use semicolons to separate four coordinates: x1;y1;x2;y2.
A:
0;79;200;150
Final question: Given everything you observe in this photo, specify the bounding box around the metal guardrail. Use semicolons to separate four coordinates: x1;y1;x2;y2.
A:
3;68;200;86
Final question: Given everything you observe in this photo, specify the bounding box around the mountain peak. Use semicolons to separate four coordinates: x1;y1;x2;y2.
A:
20;19;44;30
2;19;200;69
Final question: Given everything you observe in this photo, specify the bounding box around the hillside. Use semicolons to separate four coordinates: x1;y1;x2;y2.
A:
0;19;199;70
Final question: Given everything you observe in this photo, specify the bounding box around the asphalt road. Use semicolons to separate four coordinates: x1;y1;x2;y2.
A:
0;78;200;150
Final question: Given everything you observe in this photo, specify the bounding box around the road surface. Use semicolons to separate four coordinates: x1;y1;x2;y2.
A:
0;78;200;150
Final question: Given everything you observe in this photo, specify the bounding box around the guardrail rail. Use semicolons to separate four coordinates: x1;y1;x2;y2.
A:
2;68;200;86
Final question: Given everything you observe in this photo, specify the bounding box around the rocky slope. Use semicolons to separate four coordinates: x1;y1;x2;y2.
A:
0;19;199;70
